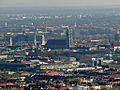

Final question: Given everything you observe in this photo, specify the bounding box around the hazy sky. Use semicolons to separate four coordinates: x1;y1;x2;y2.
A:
0;0;120;7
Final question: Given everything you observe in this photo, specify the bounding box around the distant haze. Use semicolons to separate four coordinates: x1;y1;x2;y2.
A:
0;0;120;8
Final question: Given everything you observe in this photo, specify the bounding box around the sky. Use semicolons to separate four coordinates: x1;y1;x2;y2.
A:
0;0;120;8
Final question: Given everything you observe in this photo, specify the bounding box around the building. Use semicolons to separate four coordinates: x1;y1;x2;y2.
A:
40;63;79;69
45;39;67;49
112;41;120;51
66;28;73;48
10;37;13;46
41;35;46;45
114;30;120;41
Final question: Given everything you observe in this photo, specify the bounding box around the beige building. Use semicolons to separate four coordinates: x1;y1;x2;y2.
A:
40;63;79;70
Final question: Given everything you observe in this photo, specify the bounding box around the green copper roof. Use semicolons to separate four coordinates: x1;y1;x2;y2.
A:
67;28;72;31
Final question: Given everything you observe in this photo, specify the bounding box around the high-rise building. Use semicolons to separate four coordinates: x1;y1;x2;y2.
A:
66;28;73;48
45;23;48;33
10;37;12;46
114;30;120;41
5;22;8;27
31;22;34;26
41;35;46;45
34;33;37;47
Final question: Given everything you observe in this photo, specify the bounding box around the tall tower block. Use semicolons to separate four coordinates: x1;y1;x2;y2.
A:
66;28;73;48
114;30;120;41
5;22;8;27
41;35;46;45
10;37;12;46
34;33;37;47
45;23;47;33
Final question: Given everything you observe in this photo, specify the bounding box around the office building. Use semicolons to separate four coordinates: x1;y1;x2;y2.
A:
66;28;73;48
114;30;120;41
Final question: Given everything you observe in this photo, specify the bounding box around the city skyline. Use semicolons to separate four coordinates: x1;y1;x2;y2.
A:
1;0;120;89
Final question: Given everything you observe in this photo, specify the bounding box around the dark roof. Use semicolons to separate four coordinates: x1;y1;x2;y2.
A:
112;41;120;46
73;46;89;50
45;39;67;49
